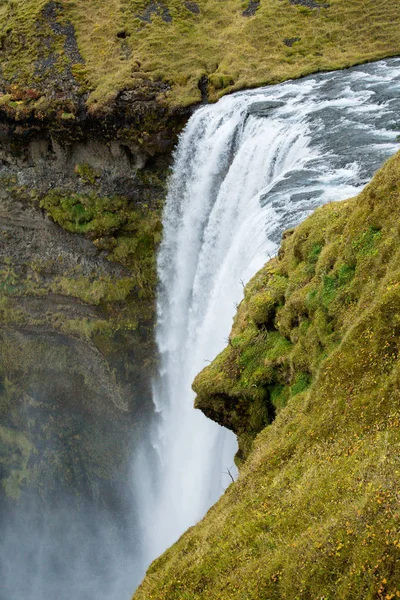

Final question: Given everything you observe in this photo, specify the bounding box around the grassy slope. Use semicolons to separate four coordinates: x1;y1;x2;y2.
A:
1;0;400;112
134;152;400;599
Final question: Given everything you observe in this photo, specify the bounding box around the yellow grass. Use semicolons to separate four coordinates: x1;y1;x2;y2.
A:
1;0;400;110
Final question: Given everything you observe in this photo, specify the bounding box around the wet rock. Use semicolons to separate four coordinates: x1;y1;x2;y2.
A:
198;75;209;104
247;100;285;117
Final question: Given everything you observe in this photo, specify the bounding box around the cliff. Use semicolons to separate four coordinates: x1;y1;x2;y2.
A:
0;7;192;506
134;151;400;598
0;96;188;510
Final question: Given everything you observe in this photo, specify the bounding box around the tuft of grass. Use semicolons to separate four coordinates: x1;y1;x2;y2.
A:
134;151;400;600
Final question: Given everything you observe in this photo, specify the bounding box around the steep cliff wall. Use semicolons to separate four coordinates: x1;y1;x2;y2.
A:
0;97;190;508
134;152;400;599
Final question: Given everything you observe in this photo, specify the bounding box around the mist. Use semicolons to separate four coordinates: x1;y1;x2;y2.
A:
0;497;141;600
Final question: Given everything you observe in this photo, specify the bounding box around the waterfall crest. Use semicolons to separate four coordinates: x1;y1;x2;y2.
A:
135;57;400;580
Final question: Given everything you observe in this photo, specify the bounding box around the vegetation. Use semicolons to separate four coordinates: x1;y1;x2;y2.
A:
40;189;163;299
134;151;400;599
0;0;400;114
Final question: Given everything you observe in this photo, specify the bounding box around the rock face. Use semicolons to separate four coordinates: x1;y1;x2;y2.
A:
246;100;285;116
0;102;188;511
0;195;138;504
135;153;400;599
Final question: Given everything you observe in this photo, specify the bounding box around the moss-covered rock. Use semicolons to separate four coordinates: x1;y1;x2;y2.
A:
193;156;398;462
134;151;400;600
0;123;168;507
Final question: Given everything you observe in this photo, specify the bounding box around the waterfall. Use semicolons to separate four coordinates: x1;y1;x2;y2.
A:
135;57;400;582
3;58;400;600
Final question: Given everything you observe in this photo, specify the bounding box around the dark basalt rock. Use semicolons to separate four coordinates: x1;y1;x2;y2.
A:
247;100;285;117
184;1;200;14
198;75;209;104
242;0;260;16
284;36;301;47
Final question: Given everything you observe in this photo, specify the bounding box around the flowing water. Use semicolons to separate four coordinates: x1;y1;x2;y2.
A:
134;57;400;583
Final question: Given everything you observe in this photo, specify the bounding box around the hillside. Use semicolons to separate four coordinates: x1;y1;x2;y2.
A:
1;0;400;119
134;151;400;599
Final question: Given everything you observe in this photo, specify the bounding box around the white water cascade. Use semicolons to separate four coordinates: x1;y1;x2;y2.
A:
134;57;400;587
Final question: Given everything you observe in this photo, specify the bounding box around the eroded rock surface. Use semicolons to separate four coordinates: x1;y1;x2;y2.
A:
0;103;188;511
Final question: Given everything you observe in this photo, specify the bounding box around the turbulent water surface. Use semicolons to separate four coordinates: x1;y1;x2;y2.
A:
3;58;400;600
134;57;400;582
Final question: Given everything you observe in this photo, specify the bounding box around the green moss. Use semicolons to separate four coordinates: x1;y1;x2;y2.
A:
290;371;310;396
138;152;400;600
40;189;162;301
305;241;323;274
74;162;101;184
50;274;134;304
40;191;127;236
246;274;288;328
352;225;382;257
